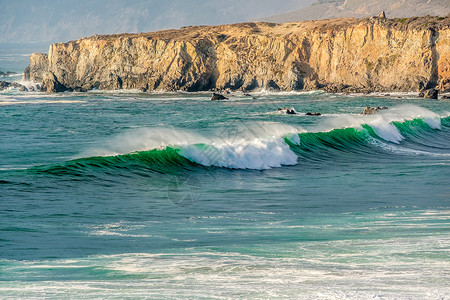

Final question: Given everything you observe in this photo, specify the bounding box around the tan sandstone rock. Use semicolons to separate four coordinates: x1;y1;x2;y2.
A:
25;16;450;93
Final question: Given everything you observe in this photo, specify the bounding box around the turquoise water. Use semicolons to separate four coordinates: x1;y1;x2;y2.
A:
1;50;450;298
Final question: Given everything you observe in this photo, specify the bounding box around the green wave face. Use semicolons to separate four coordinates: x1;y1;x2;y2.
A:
29;115;450;177
31;147;200;177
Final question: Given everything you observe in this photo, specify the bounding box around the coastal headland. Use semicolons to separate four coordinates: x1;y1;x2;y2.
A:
25;15;450;94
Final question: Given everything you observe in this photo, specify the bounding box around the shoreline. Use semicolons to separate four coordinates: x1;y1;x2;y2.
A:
2;79;450;101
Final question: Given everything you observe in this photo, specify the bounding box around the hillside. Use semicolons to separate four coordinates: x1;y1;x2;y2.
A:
261;0;450;23
0;0;313;43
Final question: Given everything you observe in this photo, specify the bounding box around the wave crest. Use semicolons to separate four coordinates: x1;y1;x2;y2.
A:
34;106;449;173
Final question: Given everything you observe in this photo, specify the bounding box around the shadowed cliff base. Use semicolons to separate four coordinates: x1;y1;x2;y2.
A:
25;15;450;94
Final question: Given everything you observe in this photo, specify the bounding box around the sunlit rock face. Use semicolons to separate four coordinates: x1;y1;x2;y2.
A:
26;16;450;93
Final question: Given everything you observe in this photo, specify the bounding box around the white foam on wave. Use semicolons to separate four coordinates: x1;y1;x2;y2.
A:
249;89;325;96
309;104;442;144
80;122;303;170
368;137;450;157
378;104;441;129
78;105;443;167
180;137;297;169
179;122;302;169
368;118;404;143
79;127;207;158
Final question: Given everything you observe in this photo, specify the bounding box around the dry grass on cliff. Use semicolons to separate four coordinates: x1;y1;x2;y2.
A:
80;15;449;43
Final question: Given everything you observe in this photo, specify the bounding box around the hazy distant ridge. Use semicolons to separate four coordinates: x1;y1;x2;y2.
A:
0;0;314;43
261;0;450;23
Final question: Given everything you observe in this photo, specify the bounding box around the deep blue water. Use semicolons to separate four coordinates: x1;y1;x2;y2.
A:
0;46;449;298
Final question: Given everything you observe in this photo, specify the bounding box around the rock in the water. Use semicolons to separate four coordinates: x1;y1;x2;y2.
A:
420;88;438;99
441;95;450;99
305;112;321;116
0;80;28;91
322;83;351;93
211;93;228;100
362;106;388;115
0;71;17;77
277;107;298;115
286;108;297;115
0;81;10;90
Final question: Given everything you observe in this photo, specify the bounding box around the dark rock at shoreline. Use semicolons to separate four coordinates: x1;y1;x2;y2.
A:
322;83;351;93
286;108;297;115
441;95;450;99
419;88;438;99
0;71;17;77
320;83;387;94
0;81;28;91
362;106;388;115
277;107;298;115
43;72;67;93
0;81;9;90
211;93;228;100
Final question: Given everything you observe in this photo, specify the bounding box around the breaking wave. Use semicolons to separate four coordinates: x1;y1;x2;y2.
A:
31;105;449;176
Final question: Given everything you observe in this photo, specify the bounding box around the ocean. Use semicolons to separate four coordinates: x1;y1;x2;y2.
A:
1;44;449;299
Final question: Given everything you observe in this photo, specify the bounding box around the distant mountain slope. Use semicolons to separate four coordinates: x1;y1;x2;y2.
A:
0;0;314;43
261;0;450;22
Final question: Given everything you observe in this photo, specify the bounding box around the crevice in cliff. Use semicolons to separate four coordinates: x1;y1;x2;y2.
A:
430;28;439;87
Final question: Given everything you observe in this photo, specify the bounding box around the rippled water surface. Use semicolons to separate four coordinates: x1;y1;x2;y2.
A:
1;49;450;298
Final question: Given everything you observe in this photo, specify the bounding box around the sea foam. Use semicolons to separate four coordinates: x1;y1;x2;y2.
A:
309;104;441;144
81;122;303;170
78;105;443;169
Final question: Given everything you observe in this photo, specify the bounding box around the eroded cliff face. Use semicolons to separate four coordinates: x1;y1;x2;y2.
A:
25;16;450;93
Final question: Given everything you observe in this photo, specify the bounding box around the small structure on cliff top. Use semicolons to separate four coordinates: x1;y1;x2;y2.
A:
378;11;386;19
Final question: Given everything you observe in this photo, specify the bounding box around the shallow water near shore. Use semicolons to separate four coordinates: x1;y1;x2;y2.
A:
2;45;450;298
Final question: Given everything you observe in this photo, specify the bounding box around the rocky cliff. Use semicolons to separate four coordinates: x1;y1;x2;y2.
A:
25;16;450;93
